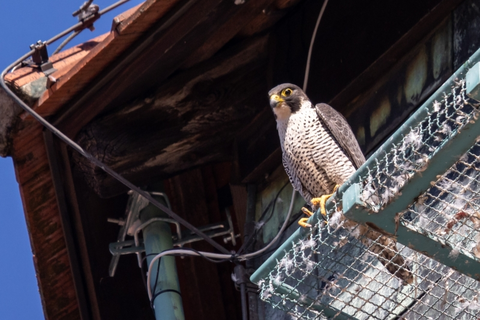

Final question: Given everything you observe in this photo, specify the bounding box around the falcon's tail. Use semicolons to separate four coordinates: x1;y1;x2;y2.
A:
343;219;414;284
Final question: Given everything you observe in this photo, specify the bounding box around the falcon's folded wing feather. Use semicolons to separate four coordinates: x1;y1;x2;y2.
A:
315;103;366;169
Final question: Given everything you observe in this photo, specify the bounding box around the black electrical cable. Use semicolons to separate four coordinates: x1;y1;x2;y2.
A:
150;255;162;308
248;210;305;260
143;247;232;310
53;30;81;55
0;62;230;255
237;181;289;256
151;289;182;305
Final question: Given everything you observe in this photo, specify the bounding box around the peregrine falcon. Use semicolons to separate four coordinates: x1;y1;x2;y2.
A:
269;83;413;284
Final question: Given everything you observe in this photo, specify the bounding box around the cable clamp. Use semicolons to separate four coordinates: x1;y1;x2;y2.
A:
29;41;57;76
73;1;100;32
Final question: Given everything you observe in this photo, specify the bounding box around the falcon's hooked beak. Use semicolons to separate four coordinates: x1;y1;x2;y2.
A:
269;94;283;109
269;94;292;121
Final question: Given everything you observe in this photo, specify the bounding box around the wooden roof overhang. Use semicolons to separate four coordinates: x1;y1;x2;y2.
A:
2;0;300;318
0;0;467;318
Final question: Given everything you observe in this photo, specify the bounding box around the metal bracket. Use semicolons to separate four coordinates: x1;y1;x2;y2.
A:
108;190;152;277
29;40;56;76
73;1;100;32
109;240;144;256
109;190;239;276
174;208;239;247
133;216;182;268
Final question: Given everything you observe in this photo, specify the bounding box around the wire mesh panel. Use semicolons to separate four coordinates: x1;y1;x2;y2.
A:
257;214;480;319
251;49;480;319
357;77;480;263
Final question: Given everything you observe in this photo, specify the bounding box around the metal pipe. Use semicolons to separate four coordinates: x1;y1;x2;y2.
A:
134;217;182;268
234;264;249;320
0;58;230;254
141;194;185;320
1;0;231;254
240;282;248;320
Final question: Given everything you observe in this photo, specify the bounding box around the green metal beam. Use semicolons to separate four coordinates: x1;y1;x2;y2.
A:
340;58;480;280
141;194;185;320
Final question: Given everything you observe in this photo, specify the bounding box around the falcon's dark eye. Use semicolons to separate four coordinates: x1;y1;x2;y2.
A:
282;88;293;97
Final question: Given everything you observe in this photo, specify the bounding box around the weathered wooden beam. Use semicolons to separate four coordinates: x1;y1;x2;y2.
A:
329;0;463;113
54;0;279;140
73;36;269;198
165;166;241;320
10;121;81;320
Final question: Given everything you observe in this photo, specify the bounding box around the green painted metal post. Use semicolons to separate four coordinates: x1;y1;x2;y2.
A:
140;195;185;320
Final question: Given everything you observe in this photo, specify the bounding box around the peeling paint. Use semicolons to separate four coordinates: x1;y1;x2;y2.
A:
432;30;449;80
396;85;403;105
356;126;365;147
20;76;48;101
370;96;391;137
404;46;428;104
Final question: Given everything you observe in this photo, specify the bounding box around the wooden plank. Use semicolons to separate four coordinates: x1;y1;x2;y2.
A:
116;0;181;35
5;36;104;89
72;35;269;197
341;18;453;154
11;122;81;320
29;0;181;118
181;0;279;68
53;0;232;137
330;0;463;113
46;133;102;320
165;168;242;320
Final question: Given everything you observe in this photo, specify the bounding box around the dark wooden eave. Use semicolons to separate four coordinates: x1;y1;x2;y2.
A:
2;0;473;319
2;0;300;318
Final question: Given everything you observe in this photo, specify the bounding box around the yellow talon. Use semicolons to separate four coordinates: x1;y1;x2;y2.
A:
297;207;314;228
298;217;312;228
311;185;340;216
301;207;314;217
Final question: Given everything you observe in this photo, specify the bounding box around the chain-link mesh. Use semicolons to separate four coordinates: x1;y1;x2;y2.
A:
254;75;480;318
358;79;480;262
257;209;480;319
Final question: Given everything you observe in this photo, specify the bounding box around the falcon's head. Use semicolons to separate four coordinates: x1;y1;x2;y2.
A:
268;83;309;121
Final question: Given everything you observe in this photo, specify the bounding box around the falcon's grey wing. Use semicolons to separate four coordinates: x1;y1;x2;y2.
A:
315;103;366;169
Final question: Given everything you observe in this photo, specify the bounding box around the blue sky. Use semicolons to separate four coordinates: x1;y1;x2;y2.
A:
0;1;143;318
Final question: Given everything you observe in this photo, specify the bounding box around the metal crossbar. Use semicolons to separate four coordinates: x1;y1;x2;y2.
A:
250;48;480;319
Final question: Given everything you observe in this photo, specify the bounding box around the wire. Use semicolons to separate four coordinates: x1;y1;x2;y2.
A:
302;0;329;93
236;181;289;255
54;0;131;54
0;0;231;255
146;249;234;300
150;254;162;308
2;0;331;307
239;189;297;260
53;30;81;55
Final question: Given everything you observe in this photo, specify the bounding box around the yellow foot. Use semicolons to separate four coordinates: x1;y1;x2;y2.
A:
301;207;314;217
311;185;340;216
298;217;312;228
298;207;314;228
